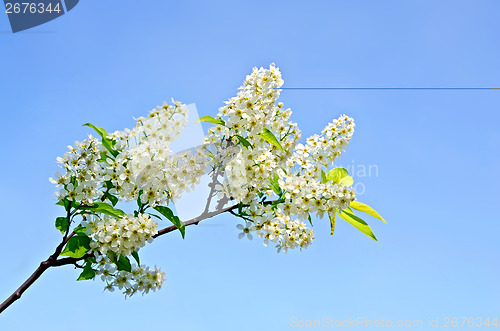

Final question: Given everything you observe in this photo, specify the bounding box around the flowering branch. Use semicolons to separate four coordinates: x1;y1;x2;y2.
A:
0;64;386;314
0;198;274;313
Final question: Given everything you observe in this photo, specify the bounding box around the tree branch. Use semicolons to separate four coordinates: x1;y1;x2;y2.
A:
0;218;79;314
154;202;240;238
154;199;275;238
0;199;276;314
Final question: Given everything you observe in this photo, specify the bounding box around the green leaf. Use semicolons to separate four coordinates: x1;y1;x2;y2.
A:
349;201;387;223
269;173;282;196
74;226;87;235
85;256;97;264
338;209;377;241
83;122;107;141
326;167;349;184
81;202;125;218
56;199;68;208
328;210;336;235
136;190;144;209
339;176;353;186
108;252;118;264
320;170;328;184
258;128;284;152
131;251;140;266
154;206;185;239
104;192;118;206
271;199;285;208
83;123;118;157
55;217;69;234
77;263;96;281
61;236;91;258
115;255;132;272
103;180;114;190
56;199;79;210
307;213;313;226
97;151;113;163
148;213;162;220
196;116;225;126
235;135;254;149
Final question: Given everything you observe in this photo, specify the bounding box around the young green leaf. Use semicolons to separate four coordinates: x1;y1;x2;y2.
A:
83;122;107;141
271;199;285;209
196;116;225;126
326;167;349;184
81;202;125;218
74;226;87;235
320;170;328;184
77;263;96;281
328;210;336;235
235;135;254;149
258;128;284;152
154;206;185;239
103;192;119;206
338;209;377;241
103;180;114;190
339;175;354;186
56;199;79;209
148;213;162;220
131;251;140;266
136;190;144;209
349;201;387;223
269;173;282;196
60;236;91;258
55;217;69;234
85;256;97;264
115;255;132;272
108;252;118;264
83;123;118;157
97;151;112;163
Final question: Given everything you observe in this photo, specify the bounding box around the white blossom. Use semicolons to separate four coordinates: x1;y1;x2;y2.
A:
83;213;158;257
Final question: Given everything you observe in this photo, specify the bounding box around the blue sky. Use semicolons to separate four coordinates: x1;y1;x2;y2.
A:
1;1;499;330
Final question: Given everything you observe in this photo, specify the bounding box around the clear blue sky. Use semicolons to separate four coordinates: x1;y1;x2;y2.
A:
1;1;499;330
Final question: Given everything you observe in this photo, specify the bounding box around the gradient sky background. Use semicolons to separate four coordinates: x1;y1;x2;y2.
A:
1;1;499;330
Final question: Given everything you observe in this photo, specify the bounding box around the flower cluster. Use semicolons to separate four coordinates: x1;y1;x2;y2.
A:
51;101;211;209
271;115;356;220
83;213;158;257
106;101;209;206
204;63;301;203
48;63;368;297
95;256;166;297
279;177;355;219
236;207;315;253
50;136;104;204
49;101;211;296
293;114;355;170
199;65;358;251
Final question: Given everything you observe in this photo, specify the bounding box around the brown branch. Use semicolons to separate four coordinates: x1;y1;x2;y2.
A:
153;199;275;238
0;199;276;314
51;254;93;267
0;260;50;314
0;227;79;314
153;203;237;238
